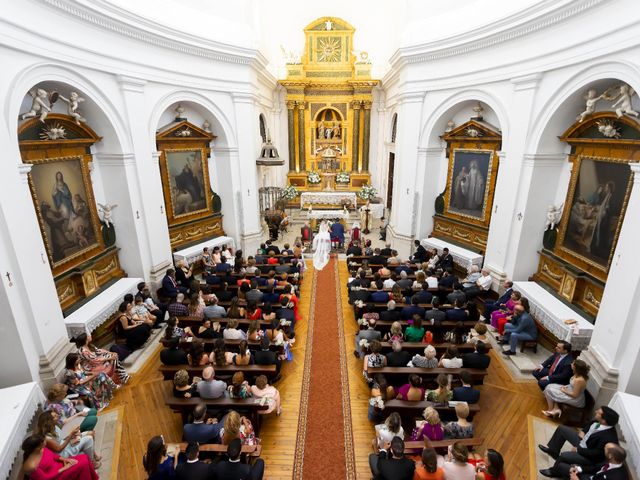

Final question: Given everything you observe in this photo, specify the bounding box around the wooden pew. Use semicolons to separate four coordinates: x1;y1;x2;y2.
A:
174;441;262;460
402;438;484;453
382;399;480;420
367;367;488;386
378;342;491;355
176;317;272;330
160;337;284;354
159;364;277;381
164;393;268;434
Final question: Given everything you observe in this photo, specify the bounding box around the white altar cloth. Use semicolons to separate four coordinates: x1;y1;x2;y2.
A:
513;281;593;350
300;191;357;209
420;237;483;271
609;392;640;475
0;382;45;480
64;277;143;337
172;236;236;266
307;209;350;220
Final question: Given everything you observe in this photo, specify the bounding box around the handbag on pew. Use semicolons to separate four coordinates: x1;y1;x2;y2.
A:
422;331;433;344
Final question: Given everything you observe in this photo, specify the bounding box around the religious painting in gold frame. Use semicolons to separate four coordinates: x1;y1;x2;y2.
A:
162;148;211;219
556;155;633;273
443;148;497;227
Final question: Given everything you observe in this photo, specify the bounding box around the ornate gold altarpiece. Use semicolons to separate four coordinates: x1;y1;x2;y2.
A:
280;17;378;195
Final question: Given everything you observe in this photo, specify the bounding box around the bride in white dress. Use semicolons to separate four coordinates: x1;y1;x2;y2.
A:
312;220;332;271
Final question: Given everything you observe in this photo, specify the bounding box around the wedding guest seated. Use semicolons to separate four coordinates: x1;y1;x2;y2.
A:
412;239;428;263
133;294;162;329
383;272;397;290
412;283;433;305
426;374;453;403
143;435;177;480
117;300;152;351
168;293;189;317
262;284;281;305
45;383;99;432
230;340;253;365
424;297;446;325
402;296;426;321
461;265;481;290
453;371;480;404
203;295;227;319
444;402;474;439
380;300;401;322
196;319;221;339
413;447;446;480
426;269;439;289
165;316;193;340
542;359;589;418
20;434;99;480
439;346;463;368
265;240;279;255
214;438;265;480
439;269;456;290
183;402;223;443
386;341;412;367
223;318;247;340
484;280;513;318
468;322;489;344
370;248;386;266
369;374;396;422
210;338;229;367
245;280;264;303
216;255;232;273
369;436;415;480
490;291;521;334
501;303;538;356
538;406;619;478
197;366;227;399
364;340;387;382
471;449;505;480
250;375;282;415
464;268;492;299
381;243;393;257
371;281;391;303
220;410;259;446
160;337;188;365
173;369;198;398
396;374;425;401
569;444;628;480
405;316;425;342
447;283;467;306
446;321;467;345
383;320;404;343
411;407;444;442
462;341;491;369
187;339;210;367
346;240;363;256
63;353;115;410
445;299;469;322
443;442;475;479
187;293;204;319
411;345;439;369
175;442;215;480
395;260;414;276
375;412;405;449
533;340;574;390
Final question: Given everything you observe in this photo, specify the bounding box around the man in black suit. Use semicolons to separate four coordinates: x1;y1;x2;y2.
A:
380;300;401;321
462;341;491;369
436;247;454;271
214;438;265;480
438;269;456;289
370;248;387;267
533;341;574;390
160;337;188;365
445;299;469;322
447;283;467;306
452;370;480;404
216;256;232;273
385;341;412;367
175;441;215;480
265;240;280;255
483;279;513;318
254;336;281;377
396;270;414;293
425;297;446;325
411;239;428;263
539;406;620;478
380;243;393;257
401;296;425;320
346;240;362;256
570;443;629;480
162;269;187;297
369;436;415;480
394;261;413;276
183;403;223;443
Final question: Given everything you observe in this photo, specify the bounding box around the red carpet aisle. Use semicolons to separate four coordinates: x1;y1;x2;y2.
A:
293;257;356;480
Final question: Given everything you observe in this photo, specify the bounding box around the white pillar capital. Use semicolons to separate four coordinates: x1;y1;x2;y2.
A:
17;163;33;183
629;162;640;183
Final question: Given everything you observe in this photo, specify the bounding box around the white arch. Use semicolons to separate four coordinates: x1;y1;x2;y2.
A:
4;63;130;154
527;61;640;154
418;89;509;149
148;90;237;148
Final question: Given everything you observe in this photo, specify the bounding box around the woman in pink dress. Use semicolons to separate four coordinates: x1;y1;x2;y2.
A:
490;291;521;335
20;434;98;480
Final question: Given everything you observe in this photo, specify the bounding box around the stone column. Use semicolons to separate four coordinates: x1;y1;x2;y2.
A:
286;101;296;171
582;163;640;402
297;101;306;172
351;101;361;172
415;146;447;238
362;101;372;172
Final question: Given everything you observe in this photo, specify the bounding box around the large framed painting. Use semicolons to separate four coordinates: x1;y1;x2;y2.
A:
558;155;633;271
445;149;495;222
28;155;102;267
163;148;210;218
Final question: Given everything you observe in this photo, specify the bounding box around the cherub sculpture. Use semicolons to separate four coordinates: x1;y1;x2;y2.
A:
98;203;118;228
577;89;606;123
611;84;639;119
545;204;563;231
58;92;86;125
20;89;51;122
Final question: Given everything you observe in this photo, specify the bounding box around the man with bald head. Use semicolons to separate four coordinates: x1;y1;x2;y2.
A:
196;366;227;399
464;267;493;299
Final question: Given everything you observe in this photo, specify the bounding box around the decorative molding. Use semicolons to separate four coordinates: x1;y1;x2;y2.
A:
117;74;147;93
397;91;426;104
93;152;136;167
630;162;640;183
389;0;611;65
151;151;161;166
522;153;567;167
17;163;33;183
510;73;543;91
41;0;264;66
231;92;260;105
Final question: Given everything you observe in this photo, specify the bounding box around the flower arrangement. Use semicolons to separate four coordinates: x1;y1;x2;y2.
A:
336;171;351;184
369;396;385;410
359;338;370;349
354;300;366;309
357;317;368;326
358;184;378;201
282;185;299;200
307;171;321;184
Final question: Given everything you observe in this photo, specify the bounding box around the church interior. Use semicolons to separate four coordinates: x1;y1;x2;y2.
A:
1;0;640;479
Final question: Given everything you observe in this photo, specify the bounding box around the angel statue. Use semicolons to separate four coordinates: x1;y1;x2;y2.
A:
577;89;606;123
98;203;118;228
611;84;639;119
58;92;86;125
545;204;563;231
20;89;51;122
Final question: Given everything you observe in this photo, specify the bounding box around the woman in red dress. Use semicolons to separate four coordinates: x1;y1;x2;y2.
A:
20;434;98;480
279;284;301;322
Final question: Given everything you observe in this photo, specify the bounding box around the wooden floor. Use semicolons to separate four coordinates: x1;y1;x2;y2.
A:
104;260;547;479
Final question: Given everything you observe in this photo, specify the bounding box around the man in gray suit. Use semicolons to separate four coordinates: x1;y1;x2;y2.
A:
353;317;381;358
501;304;538;356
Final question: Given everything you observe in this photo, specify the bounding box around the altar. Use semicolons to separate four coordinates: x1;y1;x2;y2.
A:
300;191;357;209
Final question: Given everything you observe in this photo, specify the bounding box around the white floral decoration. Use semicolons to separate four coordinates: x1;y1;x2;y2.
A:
358;185;378;201
307;171;322;184
336;171;351;184
282;185;299;200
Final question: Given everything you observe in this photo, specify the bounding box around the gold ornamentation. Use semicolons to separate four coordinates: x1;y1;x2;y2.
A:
94;258;116;276
584;289;601;308
316;37;342;62
542;263;564;281
58;283;74;302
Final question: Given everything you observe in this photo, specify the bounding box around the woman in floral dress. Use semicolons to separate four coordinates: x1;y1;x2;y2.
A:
73;332;129;384
63;353;117;410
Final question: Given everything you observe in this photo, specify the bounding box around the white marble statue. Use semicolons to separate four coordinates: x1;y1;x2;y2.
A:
545;204;563;231
202;120;211;133
20;89;51;122
59;92;86;125
98;203;118;228
611;84;639;119
577;89;606;123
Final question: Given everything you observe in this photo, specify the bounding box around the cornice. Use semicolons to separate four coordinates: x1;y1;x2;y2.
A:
390;0;611;67
42;0;262;65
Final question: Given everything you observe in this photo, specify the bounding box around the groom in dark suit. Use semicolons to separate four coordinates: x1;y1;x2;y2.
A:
483;280;513;317
533;341;574;390
330;220;345;249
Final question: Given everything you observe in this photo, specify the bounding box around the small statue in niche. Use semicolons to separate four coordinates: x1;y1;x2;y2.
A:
98;203;118;228
175;104;186;121
611;84;639;119
543;204;563;249
58;92;86;125
577;89;606;123
317;121;325;140
445;120;455;132
202;120;212;133
20;89;51;122
332;123;341;138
